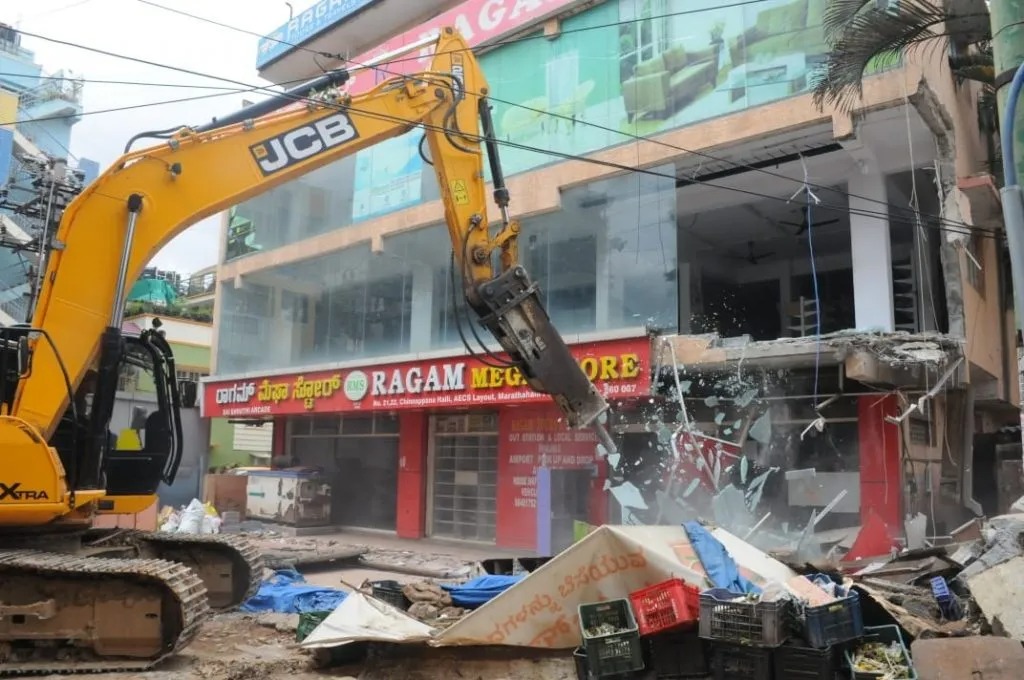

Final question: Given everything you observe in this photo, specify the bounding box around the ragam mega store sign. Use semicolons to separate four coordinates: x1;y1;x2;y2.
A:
202;336;650;418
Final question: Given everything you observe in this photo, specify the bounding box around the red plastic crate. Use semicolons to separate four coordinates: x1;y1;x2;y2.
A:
629;578;700;636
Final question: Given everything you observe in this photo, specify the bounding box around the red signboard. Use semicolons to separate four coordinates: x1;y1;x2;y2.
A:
496;404;606;550
344;0;576;96
201;335;650;418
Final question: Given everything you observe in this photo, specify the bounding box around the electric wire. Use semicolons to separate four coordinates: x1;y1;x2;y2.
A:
135;0;783;67
0;72;281;90
135;0;986;239
11;27;998;240
805;191;821;400
0;74;320;127
5;28;1001;246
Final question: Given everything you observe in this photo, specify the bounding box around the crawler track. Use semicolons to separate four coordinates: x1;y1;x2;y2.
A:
83;530;264;611
0;549;209;675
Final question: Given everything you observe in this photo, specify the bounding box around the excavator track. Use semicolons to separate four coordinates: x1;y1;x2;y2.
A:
0;549;209;675
83;530;264;611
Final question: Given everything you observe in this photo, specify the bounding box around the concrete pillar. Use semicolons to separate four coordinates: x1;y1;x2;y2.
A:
848;161;895;331
596;228;611;329
677;226;699;333
677;262;692;333
409;264;433;352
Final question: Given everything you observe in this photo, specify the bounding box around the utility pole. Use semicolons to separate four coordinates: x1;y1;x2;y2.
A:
0;156;86;321
993;0;1024;332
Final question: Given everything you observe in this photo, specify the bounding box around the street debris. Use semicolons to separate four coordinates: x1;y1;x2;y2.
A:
158;498;222;534
251;503;1024;679
850;639;912;676
241;569;348;614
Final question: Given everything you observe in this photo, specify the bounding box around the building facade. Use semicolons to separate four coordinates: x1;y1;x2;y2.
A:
0;22;98;324
204;0;1018;551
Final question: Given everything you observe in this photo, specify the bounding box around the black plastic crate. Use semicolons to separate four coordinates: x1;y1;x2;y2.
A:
370;580;409;610
573;647;646;680
698;588;790;647
711;642;773;680
574;647;593;680
774;642;843;680
480;556;552;575
644;629;710;678
578;599;645;677
803;592;863;649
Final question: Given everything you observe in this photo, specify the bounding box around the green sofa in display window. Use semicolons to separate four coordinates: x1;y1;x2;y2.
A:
621;44;721;123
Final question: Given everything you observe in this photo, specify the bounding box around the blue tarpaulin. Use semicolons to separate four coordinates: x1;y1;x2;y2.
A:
240;569;347;614
683;520;761;595
440;574;525;609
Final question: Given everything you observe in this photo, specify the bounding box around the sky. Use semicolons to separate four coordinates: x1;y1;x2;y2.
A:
6;0;321;274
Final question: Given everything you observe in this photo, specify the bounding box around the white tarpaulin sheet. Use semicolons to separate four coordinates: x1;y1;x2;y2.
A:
302;590;434;648
436;524;797;648
302;524;799;650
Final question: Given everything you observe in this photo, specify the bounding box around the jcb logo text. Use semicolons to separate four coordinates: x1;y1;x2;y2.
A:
249;112;359;176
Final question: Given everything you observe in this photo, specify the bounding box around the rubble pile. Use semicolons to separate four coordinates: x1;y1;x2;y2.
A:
286;512;1024;679
402;581;466;629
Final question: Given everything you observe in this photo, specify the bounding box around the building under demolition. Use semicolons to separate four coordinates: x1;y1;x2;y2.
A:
202;0;1019;552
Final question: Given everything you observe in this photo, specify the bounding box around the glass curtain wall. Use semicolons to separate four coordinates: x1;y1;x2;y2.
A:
216;164;677;375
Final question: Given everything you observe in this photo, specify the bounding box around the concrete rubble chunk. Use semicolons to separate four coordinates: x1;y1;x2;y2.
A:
956;514;1024;582
966;555;1024;640
911;636;1024;679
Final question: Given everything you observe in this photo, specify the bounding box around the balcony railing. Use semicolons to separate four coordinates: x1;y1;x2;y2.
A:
18;73;83;110
182;271;216;298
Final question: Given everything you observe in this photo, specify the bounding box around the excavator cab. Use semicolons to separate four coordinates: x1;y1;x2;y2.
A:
0;322;185;503
99;327;184;500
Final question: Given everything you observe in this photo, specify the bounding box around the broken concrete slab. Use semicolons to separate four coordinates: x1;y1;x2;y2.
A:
956;515;1024;582
966;555;1024;639
911;636;1024;680
654;330;964;383
263;546;366;570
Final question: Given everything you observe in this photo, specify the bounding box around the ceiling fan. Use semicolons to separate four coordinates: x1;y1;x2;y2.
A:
726;241;775;264
780;205;840;236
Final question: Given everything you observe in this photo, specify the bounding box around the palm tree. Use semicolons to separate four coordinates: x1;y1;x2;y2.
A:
811;0;994;131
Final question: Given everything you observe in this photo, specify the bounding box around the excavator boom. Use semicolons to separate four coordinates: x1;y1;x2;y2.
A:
0;26;616;674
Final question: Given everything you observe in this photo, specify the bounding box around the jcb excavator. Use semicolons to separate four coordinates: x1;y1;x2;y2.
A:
0;26;617;674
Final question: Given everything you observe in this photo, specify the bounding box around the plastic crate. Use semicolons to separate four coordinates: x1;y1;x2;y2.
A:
929;576;963;621
774;642;843;680
844;625;917;680
578;599;645;677
296;611;330;642
644;629;710;678
629;578;700;636
710;641;773;680
573;647;593;680
801;584;864;649
698;588;790;647
370;579;410;610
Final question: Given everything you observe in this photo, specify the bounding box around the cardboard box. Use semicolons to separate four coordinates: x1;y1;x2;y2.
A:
202;474;248;515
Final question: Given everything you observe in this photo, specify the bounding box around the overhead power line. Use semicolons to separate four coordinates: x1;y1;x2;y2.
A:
136;0;977;241
0;72;261;91
9;28;996;242
135;0;782;66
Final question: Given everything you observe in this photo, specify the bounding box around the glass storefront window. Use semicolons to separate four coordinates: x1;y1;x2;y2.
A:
224;155;358;263
215;163;677;375
222;0;910;273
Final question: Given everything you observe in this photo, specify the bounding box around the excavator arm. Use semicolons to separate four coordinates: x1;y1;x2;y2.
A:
10;26;615;497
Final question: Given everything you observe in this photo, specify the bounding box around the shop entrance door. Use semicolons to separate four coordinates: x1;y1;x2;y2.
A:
428;413;499;542
289;413;400;530
549;468;592;554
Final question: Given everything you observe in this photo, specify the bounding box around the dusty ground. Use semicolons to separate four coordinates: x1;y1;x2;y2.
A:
37;532;568;680
37;612;576;680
